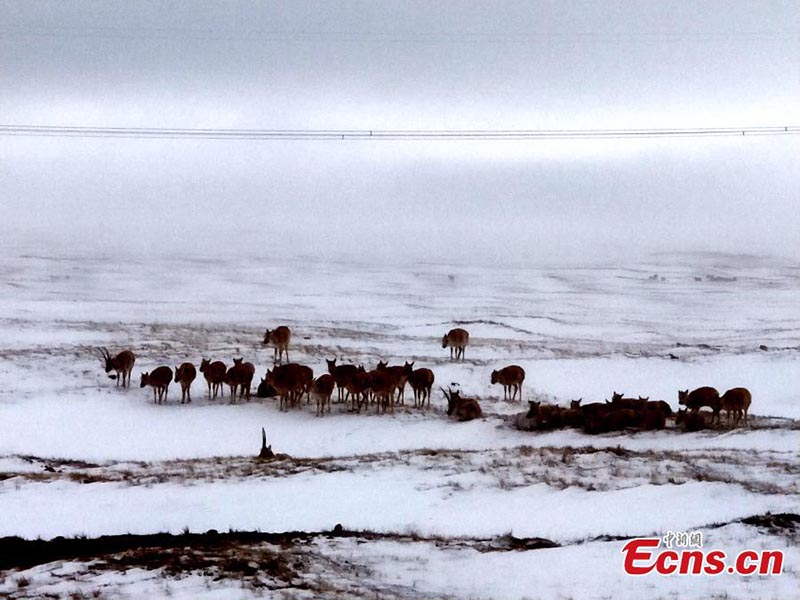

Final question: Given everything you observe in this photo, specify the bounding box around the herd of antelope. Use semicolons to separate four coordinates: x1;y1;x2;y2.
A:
524;386;752;434
97;325;753;428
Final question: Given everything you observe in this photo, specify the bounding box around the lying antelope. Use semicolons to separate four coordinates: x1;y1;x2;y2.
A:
98;348;136;388
174;362;196;404
442;328;469;361
140;366;173;404
441;387;482;421
721;387;752;427
678;387;721;425
263;326;291;364
408;367;435;409
675;408;708;432
491;365;525;401
200;358;227;399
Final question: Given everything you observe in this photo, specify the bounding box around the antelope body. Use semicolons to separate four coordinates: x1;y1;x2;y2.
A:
200;358;227;399
99;348;135;388
491;365;525;401
310;374;335;416
408;367;435;409
140;366;173;404
441;387;482;421
678;387;721;424
265;363;313;411
263;326;291;364
376;360;413;404
174;362;196;404
326;359;359;403
442;328;469;361
720;387;752;427
226;358;255;403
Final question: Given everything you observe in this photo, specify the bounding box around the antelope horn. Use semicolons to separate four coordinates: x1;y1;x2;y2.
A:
439;386;451;401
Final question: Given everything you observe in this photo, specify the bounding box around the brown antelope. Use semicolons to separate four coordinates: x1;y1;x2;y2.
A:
408;367;435;409
174;362;196;404
491;365;525;401
376;360;413;404
263;326;291;364
347;366;372;413
442;328;469;361
310;374;335;416
225;358;254;403
326;359;359;403
441;387;482;421
720;387;752;427
678;387;721;425
675;408;708;432
265;363;313;411
610;392;648;411
199;358;227;399
370;369;396;414
140;366;173;404
98;348;136;388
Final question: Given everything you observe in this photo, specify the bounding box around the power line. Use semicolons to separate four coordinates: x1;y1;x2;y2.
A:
0;124;798;141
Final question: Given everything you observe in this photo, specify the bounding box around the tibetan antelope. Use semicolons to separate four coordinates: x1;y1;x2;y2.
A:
440;387;482;421
721;387;752;427
491;365;525;401
408;367;435;409
174;362;196;404
140;366;173;404
370;368;397;414
263;326;291;364
678;387;721;425
225;358;255;403
442;328;469;361
199;358;227;399
310;374;335;416
326;359;359;403
98;348;135;388
376;360;413;404
265;363;313;411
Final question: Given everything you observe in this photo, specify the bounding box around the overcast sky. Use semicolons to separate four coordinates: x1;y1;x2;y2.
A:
1;1;798;264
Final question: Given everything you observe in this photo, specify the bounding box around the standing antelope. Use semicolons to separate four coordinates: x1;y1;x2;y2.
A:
174;362;196;404
140;366;173;404
408;367;435;409
265;363;314;411
263;326;291;364
376;360;413;404
98;348;136;388
491;365;525;401
678;387;721;425
199;358;227;399
310;374;335;416
721;387;752;427
225;358;254;403
327;359;359;404
442;328;469;361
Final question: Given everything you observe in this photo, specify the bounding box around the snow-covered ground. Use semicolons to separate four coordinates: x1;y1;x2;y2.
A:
0;250;798;598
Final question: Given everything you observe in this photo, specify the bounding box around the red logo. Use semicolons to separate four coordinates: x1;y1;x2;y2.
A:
622;536;784;576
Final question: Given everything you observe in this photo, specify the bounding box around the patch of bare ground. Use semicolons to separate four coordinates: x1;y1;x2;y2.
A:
0;528;556;599
3;443;798;496
1;515;796;598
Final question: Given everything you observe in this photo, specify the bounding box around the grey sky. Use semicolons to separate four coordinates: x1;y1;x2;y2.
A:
1;1;798;263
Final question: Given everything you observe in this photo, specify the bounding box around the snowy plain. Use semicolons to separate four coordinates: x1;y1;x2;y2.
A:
0;249;798;598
